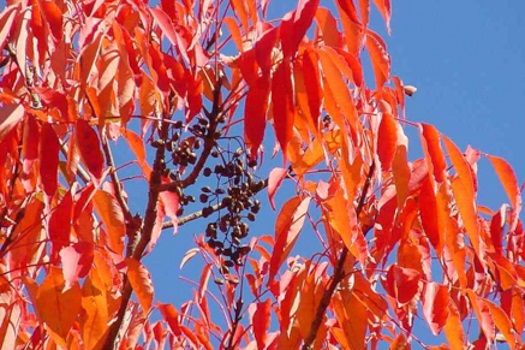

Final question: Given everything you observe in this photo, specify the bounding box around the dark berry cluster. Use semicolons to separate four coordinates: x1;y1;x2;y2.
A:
201;147;265;271
150;113;263;272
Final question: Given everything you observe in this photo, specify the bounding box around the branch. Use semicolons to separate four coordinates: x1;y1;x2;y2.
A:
162;173;272;230
102;114;170;349
301;161;376;349
180;82;222;188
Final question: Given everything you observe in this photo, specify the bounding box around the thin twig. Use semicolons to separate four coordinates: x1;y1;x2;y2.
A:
301;161;376;349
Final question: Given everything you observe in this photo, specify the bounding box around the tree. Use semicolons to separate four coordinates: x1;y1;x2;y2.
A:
0;0;522;348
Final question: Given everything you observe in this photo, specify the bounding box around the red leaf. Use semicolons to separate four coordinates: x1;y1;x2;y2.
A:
244;76;270;158
419;175;444;254
365;30;390;89
22;115;39;174
422;282;450;335
268;167;288;210
486;154;522;231
280;0;320;58
253;298;272;349
384;264;421;304
37;0;63;42
76;119;105;183
268;197;311;282
302;48;322;127
39;123;60;198
48;192;73;254
272;61;294;156
377;113;397;171
0;104;24;142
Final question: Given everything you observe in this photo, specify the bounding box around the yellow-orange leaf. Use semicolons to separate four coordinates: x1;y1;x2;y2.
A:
484;299;516;348
443;302;464;350
93;189;125;255
81;268;109;350
126;258;154;315
36;267;82;348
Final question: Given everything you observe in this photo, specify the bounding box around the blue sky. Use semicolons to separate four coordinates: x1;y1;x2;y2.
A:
141;1;525;346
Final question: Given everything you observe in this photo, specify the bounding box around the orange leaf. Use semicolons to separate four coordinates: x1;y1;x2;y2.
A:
318;47;359;130
484;299;517;348
325;189;368;264
39;123;60;198
81;267;110;350
443;302;465;350
335;0;363;56
392;125;410;207
123;128;151;179
443;136;481;255
93;190;125;255
268;197;311;282
76;119;105;183
466;291;495;342
337;289;367;350
365;30;390;89
36;267;82;348
126;258;154;315
315;7;343;48
486;154;522;230
158;303;182;336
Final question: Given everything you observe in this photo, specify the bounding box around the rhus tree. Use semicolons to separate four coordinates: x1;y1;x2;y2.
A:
0;0;523;349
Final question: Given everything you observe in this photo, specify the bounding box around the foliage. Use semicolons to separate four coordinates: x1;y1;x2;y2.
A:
0;0;523;349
